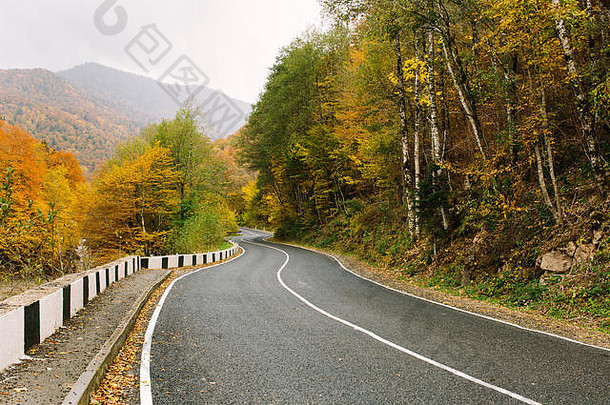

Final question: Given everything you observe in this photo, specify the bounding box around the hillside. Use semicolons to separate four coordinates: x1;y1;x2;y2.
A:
59;63;251;140
0;69;136;173
238;4;610;333
0;64;251;174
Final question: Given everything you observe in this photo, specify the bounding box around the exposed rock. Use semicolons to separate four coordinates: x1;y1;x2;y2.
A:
593;230;604;246
559;241;577;257
538;240;597;277
539;251;573;273
574;243;596;265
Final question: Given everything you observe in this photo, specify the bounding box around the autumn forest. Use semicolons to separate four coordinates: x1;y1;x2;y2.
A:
238;0;610;329
0;108;243;280
1;0;609;331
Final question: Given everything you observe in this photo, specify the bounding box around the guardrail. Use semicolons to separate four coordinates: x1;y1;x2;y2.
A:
140;244;238;270
0;243;239;372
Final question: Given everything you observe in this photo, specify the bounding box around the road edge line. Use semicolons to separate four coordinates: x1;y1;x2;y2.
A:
61;270;172;405
272;240;610;354
246;240;541;405
139;247;245;405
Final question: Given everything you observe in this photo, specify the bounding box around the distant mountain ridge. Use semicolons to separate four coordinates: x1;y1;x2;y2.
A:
0;63;250;173
0;68;136;173
58;63;250;139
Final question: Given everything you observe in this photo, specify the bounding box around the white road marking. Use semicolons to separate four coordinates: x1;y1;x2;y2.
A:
139;245;245;405
333;254;610;353
280;240;610;354
244;240;542;405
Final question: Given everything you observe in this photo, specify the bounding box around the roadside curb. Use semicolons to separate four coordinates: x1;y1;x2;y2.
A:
62;270;172;405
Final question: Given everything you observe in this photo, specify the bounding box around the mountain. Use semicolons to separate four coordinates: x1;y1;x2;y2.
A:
0;68;137;174
0;63;251;174
58;63;251;140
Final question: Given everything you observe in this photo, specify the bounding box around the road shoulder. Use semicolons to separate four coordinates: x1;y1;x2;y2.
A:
274;240;610;351
0;269;169;404
92;248;244;404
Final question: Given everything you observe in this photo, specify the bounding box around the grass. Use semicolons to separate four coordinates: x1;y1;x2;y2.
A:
219;241;234;250
416;262;610;334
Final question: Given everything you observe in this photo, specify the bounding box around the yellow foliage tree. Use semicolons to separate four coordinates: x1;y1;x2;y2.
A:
81;144;180;262
43;166;80;272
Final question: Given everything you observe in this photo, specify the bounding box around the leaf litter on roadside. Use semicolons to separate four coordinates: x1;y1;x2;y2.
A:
90;272;178;404
89;262;221;405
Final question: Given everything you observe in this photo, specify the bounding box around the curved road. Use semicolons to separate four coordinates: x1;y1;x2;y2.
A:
143;229;609;404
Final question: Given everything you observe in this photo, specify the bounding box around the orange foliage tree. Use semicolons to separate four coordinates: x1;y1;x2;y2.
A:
0;121;85;277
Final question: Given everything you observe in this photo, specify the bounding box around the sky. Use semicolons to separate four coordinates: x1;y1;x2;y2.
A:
0;0;324;103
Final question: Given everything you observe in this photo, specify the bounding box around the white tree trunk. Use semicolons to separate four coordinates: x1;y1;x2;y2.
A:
440;38;486;159
552;0;599;170
394;35;416;235
427;31;441;168
427;30;449;231
534;144;555;217
413;37;422;237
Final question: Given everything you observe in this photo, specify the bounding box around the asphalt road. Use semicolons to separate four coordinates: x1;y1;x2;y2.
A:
146;229;609;404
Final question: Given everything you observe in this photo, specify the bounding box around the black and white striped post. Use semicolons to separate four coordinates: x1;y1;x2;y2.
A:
0;242;238;372
0;256;139;372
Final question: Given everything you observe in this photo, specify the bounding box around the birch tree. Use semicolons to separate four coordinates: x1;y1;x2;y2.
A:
551;0;600;172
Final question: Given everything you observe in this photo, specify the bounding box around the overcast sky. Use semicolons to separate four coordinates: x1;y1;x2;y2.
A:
0;0;323;103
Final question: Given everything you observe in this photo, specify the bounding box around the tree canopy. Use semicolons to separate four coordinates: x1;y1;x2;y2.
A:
239;0;609;284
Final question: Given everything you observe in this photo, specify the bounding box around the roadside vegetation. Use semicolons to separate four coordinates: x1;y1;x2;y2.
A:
237;0;610;332
0;121;85;280
0;107;240;284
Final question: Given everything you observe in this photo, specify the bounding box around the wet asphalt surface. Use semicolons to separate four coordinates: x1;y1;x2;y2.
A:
150;229;610;404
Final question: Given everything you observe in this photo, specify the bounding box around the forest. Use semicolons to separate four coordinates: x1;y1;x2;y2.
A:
0;107;241;281
0;68;138;173
238;0;610;329
1;0;609;331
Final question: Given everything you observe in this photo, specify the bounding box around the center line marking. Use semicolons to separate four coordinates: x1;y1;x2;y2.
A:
244;239;542;405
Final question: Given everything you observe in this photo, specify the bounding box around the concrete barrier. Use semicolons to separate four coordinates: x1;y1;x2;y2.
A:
140;244;238;270
0;243;240;373
0;256;139;373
